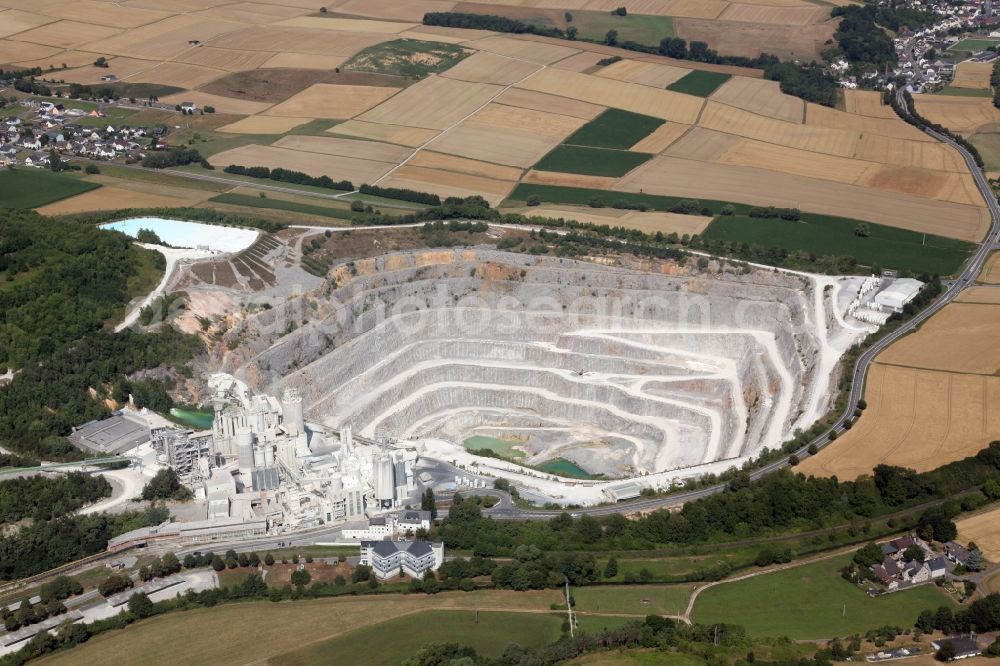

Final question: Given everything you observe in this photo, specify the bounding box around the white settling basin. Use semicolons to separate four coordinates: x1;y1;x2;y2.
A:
101;217;257;253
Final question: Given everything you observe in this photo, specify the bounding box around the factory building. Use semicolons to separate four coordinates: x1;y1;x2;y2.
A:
359;540;444;580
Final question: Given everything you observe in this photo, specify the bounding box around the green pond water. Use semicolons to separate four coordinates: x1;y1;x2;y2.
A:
463;436;525;459
536;458;593;480
170;408;214;430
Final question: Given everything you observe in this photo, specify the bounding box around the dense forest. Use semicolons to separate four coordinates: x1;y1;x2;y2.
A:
831;5;897;68
0;209;202;460
0;473;110;523
435;441;1000;557
0;505;168;580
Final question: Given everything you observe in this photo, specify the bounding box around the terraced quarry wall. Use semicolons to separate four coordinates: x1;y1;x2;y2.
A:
228;249;861;484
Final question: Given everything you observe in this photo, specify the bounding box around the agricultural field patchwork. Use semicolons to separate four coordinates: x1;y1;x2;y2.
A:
0;0;990;269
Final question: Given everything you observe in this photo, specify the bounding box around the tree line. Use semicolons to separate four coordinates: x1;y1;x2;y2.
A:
222;164;353;192
889;90;985;168
0;473;110;523
432;442;1000;558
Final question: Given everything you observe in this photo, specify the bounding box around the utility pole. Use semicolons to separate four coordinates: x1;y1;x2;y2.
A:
565;579;574;638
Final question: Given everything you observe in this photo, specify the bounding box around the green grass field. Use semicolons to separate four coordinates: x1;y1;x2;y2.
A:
563;108;664;149
209;193;357;221
344;39;470;79
568;11;674;45
666;70;731;97
0;169;101;208
948;38;1000;52
971;130;1000;171
270;610;564;664
938;87;993;97
464;435;526;459
534;145;652;177
691;555;956;640
704;214;973;276
573;584;694;617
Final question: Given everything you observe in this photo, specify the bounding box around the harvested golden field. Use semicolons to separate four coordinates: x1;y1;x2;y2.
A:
218;115;313;134
36;183;210;215
710;76;803;123
0;40;60;65
408;151;524;181
329;120;440;147
666;127;740;161
261;53;348;70
334;0;460;22
979;252;1000;284
717;138;873;184
0;9;56;39
806;103;930;142
132;61;226;89
38;0;170;27
463;35;580;65
616;155;991;241
674;16;834;61
853;134;968;172
210;144;395;183
859;166;982;207
798;364;1000;480
359;76;502;130
594;59;689;88
12;49;108;71
718;3;829;26
956;287;1000;304
276;16;416;34
441;50;541;85
494;88;604;119
86;15;243;60
844;90;897;118
522;170;619;189
175;46;274;72
199;2;310;25
427;102;586;167
877;303;1000;374
57;56;156;84
550;51;608;72
399;23;499;42
698;101;859;157
377;165;516;206
630;122;690;153
515;205;711;235
397;29;472;44
586;0;726;19
914;96;1000;135
516;68;704;123
208;26;386;56
160;91;275;116
957;508;1000;561
273;135;413;163
952;61;994;90
10;20;121;49
264;83;400;119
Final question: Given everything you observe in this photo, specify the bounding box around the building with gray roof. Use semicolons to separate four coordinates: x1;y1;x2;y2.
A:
359;540;444;580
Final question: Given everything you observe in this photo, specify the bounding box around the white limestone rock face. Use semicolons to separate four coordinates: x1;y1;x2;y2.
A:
234;250;860;480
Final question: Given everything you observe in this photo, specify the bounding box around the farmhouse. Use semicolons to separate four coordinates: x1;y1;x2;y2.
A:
180;101;198;112
931;635;982;660
359;540;444;580
945;541;972;565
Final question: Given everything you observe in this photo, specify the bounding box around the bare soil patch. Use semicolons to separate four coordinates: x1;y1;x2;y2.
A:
201;68;405;104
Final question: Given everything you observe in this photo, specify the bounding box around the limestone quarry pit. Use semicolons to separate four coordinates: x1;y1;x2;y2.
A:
220;248;867;497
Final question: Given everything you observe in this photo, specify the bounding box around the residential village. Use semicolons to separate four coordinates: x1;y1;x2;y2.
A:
0;97;168;169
